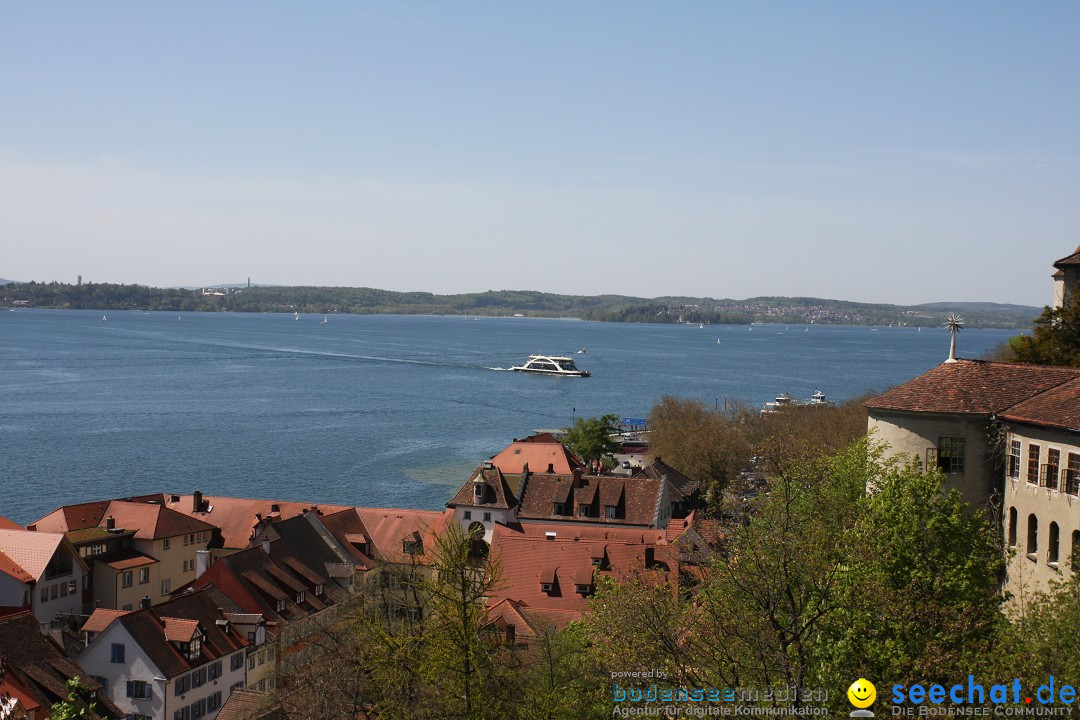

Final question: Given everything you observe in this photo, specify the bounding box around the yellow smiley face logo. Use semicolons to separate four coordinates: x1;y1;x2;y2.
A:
848;679;876;709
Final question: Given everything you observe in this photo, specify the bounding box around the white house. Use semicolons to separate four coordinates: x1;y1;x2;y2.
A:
0;528;89;624
78;588;248;720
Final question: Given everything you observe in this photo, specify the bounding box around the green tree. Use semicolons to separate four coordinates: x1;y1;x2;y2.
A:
273;523;511;720
519;622;609;720
1001;575;1080;687
561;415;620;468
1006;301;1080;367
692;440;867;696
418;522;515;719
49;677;96;720
816;453;1005;695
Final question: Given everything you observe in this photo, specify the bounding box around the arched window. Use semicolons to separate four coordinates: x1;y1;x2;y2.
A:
1008;507;1017;547
1027;514;1039;559
1048;522;1060;566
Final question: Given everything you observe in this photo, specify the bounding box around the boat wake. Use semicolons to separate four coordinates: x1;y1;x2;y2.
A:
485;367;513;371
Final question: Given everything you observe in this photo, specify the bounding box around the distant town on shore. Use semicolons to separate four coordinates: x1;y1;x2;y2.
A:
0;278;1040;328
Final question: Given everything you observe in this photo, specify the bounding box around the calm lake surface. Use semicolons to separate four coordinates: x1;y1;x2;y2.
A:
0;310;1017;524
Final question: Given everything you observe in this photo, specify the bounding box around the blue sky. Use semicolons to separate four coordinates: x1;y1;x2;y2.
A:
1;2;1077;305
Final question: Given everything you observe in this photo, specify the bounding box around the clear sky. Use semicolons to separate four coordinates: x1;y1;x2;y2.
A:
1;2;1077;306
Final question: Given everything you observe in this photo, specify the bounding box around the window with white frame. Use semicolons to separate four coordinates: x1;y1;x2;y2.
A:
936;437;965;474
1007;440;1021;479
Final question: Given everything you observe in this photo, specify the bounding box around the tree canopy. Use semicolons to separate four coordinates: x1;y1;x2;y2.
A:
1004;300;1080;367
561;414;621;467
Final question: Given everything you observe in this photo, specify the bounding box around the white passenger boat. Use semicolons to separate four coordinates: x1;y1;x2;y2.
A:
511;355;591;377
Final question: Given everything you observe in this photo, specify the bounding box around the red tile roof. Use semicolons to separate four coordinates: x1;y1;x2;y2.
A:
98;500;216;540
161;617;200;643
103;550;158;570
185;546;327;629
352;507;450;564
1053;243;1080;268
109;589;248;679
998;377;1080;431
80;608;132;634
217;688;287;720
0;548;33;583
31;501;111;533
865;360;1080;415
0;611;123;719
162;494;351;549
447;465;519;510
516;473;663;526
490;435;584;476
0;516;23;530
0;530;73;581
317;508;378;570
487;523;676;615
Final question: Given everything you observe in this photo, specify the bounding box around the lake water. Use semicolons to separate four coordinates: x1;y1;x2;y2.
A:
0;310;1018;524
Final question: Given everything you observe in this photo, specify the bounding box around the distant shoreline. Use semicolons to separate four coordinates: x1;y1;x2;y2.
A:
1;281;1040;329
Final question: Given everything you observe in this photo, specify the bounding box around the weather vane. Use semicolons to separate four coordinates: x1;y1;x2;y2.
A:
944;313;964;363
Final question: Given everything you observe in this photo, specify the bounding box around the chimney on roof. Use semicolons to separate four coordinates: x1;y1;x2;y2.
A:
193;491;203;513
106;516;115;530
141;596;151;609
196;550;210;579
312;504;320;515
270;503;280;514
170;494;180;504
482;461;494;470
547;463;555;474
573;468;584;488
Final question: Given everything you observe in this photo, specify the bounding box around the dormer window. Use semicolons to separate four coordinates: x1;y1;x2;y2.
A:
553;503;564;516
184;635;202;661
575;584;592;595
276;599;286;612
541;583;553;593
403;536;423;555
315;584;324;596
579;506;591;518
605;505;617;519
296;591;305;604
